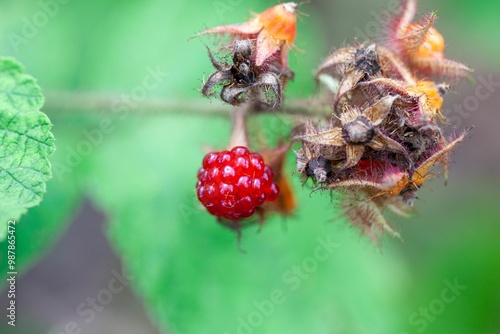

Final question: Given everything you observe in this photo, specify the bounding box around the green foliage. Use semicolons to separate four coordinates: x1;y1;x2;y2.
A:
0;58;55;237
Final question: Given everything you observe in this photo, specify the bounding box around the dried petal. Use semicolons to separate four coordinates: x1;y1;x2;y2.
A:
363;95;399;125
202;71;233;97
253;72;282;109
220;85;249;105
344;144;367;169
297;127;344;146
315;47;355;78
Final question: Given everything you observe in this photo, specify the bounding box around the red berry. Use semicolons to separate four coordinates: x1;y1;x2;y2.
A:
196;146;281;220
203;152;218;168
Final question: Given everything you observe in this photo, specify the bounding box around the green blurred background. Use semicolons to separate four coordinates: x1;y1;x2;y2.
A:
0;0;499;333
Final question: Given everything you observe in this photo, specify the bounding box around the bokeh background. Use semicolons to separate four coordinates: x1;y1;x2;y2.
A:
1;0;499;333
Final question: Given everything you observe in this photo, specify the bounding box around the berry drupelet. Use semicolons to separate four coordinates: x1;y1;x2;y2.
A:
196;146;280;221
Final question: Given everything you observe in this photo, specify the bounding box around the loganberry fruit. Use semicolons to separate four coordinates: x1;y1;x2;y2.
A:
196;146;280;221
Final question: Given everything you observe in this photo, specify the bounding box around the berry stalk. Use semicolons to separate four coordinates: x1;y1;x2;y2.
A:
227;104;250;150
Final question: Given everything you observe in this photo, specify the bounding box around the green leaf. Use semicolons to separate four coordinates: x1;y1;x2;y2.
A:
0;117;85;282
0;58;55;236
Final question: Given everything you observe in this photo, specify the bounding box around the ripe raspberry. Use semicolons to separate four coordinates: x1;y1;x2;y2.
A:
196;146;280;221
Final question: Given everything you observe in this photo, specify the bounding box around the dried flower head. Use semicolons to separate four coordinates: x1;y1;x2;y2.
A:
202;40;282;109
296;95;412;170
293;0;473;243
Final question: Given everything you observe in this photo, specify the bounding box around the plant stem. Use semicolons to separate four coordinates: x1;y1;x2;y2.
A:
43;91;331;117
227;103;251;149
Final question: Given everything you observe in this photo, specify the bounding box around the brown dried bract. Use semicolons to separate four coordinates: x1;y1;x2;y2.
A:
296;95;412;171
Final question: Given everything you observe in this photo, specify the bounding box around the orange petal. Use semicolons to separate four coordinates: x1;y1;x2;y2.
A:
258;2;297;45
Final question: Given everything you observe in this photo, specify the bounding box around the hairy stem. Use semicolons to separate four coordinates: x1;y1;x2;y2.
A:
43;91;331;117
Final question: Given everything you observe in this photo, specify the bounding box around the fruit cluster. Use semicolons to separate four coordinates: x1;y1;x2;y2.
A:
195;0;472;243
295;0;471;241
198;2;297;109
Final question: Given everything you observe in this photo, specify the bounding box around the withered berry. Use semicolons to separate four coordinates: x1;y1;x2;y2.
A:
196;146;280;221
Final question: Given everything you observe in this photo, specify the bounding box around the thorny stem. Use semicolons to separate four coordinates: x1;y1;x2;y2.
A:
43;91;331;118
